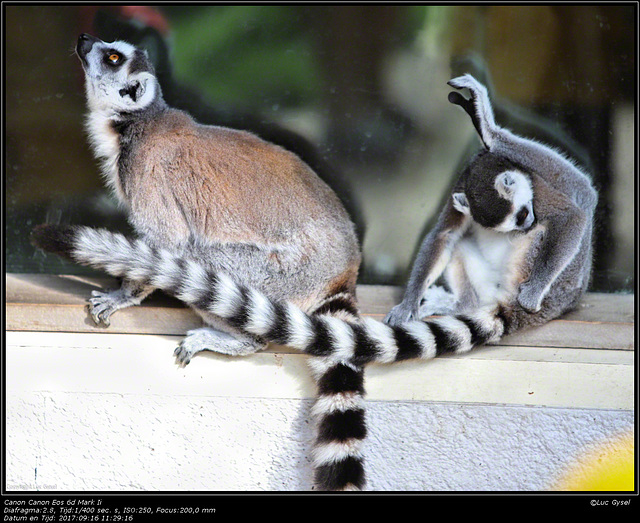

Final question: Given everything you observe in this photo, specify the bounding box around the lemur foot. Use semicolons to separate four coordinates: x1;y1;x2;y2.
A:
87;289;134;326
447;73;488;94
174;328;265;366
418;285;458;318
384;303;418;327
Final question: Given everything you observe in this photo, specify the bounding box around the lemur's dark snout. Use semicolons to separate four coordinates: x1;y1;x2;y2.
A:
76;33;100;58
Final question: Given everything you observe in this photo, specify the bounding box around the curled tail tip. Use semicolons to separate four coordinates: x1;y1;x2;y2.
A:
30;223;77;259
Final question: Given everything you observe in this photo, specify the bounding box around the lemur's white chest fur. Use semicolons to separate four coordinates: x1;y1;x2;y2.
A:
455;222;535;305
85;110;123;202
80;39;158;206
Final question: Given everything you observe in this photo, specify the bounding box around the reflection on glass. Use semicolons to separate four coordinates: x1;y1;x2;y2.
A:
5;5;635;292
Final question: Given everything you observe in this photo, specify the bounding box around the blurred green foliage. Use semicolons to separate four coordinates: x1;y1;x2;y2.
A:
161;5;428;110
163;6;322;109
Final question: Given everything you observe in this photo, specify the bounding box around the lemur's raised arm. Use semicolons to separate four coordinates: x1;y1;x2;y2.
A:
447;75;595;203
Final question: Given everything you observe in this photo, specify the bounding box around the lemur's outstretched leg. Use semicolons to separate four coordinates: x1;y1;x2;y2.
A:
175;327;266;365
175;309;267;365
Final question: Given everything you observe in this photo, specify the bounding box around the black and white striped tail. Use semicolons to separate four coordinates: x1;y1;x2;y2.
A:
31;224;371;491
309;358;367;490
30;224;510;367
31;224;512;491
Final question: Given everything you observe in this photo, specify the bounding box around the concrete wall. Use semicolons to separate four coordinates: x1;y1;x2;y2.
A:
6;393;634;491
5;331;634;492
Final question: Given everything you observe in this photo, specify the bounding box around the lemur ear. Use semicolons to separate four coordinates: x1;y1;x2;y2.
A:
452;192;470;215
118;81;141;102
495;172;516;199
118;72;155;107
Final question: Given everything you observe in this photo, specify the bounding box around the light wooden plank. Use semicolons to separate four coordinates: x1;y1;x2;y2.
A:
498;319;634;350
6;273;182;307
357;285;635;323
5;273;635;350
7;273;634;321
5;303;203;335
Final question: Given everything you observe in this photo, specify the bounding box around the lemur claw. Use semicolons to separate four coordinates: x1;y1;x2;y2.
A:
174;343;192;366
87;290;119;326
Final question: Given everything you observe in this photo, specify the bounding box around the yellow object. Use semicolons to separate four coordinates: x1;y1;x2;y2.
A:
552;431;634;491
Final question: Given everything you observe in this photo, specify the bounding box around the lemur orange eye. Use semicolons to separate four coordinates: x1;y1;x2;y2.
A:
108;54;120;63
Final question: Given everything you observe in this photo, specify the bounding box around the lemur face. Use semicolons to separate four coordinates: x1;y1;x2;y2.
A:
491;170;535;232
76;34;158;114
452;153;536;233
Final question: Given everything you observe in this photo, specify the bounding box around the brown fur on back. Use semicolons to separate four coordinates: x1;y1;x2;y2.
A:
129;110;352;244
123;108;361;311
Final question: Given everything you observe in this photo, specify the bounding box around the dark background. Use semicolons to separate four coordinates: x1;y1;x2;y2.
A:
5;5;636;292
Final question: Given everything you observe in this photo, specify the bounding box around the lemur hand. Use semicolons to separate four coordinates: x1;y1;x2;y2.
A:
447;74;497;149
517;281;544;313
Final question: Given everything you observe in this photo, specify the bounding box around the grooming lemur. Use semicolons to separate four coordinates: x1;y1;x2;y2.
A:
384;74;597;328
32;36;596;490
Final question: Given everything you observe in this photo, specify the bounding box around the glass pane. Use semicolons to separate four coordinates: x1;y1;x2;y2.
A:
5;5;635;291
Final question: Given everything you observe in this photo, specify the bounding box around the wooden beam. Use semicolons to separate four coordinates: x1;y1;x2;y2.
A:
5;273;635;350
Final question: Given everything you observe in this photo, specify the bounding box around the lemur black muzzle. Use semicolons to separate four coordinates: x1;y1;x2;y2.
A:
76;33;101;61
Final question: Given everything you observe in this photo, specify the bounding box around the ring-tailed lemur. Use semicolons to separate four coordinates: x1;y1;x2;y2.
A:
35;33;366;491
384;74;597;329
32;49;596;489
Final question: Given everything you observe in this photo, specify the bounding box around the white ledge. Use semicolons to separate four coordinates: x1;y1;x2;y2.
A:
5;273;635;410
6;330;634;410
